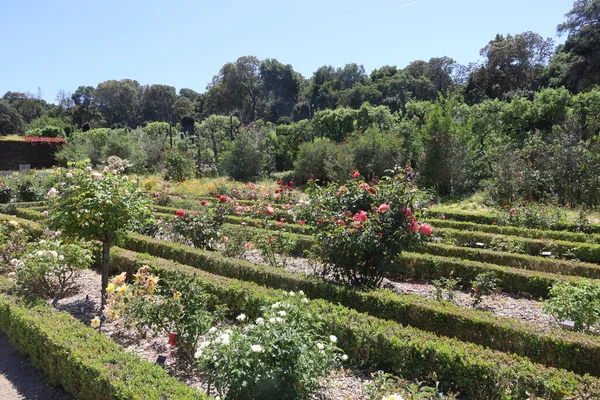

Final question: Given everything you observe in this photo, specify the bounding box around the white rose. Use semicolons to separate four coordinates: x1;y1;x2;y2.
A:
236;313;247;322
250;344;263;353
329;335;337;343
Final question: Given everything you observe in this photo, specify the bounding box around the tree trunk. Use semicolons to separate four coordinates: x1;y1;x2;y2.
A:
100;240;110;311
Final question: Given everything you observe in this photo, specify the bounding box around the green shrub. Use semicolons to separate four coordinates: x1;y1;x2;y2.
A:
197;295;344;399
165;206;225;250
293;137;338;183
14;238;93;299
163;149;195;182
544;280;600;332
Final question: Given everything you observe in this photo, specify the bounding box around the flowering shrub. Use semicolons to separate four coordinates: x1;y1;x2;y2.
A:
12;238;93;299
470;272;498;308
300;168;430;287
0;182;13;203
48;159;151;308
166;204;226;250
252;206;298;268
0;220;28;273
544;280;600;332
196;293;345;399
105;266;218;366
163;149;195;182
364;370;458;400
495;201;564;230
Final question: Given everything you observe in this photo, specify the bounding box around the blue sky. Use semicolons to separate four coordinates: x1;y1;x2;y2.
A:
0;0;574;103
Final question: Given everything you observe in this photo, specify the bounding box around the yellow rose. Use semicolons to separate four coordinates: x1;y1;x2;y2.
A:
90;317;101;328
106;283;116;294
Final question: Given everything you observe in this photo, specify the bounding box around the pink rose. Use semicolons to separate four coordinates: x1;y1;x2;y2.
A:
409;220;419;233
378;203;390;213
266;206;274;215
420;223;433;236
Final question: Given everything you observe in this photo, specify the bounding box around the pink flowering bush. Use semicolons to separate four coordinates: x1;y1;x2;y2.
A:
301;167;430;287
166;204;226;250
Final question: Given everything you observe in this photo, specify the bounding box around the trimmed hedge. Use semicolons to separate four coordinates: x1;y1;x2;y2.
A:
395;252;595;298
436;227;600;264
430;207;600;234
119;232;600;377
0;278;208;399
109;248;600;399
15;207;47;221
421;243;600;280
0;212;44;237
428;218;600;244
0;137;65;170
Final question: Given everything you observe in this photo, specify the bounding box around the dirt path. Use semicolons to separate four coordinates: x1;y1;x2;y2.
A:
0;334;71;400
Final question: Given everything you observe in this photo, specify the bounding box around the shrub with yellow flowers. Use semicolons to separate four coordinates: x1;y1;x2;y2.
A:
101;266;219;366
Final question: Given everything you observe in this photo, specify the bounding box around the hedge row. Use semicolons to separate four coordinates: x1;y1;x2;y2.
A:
395;251;595;298
0;212;44;237
15;207;47;221
0;278;208;399
430;207;600;234
428;218;600;244
118;232;600;376
421;242;600;280
436;227;600;264
109;248;600;399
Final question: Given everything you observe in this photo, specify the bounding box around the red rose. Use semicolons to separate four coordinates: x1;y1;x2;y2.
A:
219;195;228;203
298;220;305;225
175;209;186;217
403;208;414;218
200;200;207;206
352;170;360;179
168;333;177;347
420;223;433;236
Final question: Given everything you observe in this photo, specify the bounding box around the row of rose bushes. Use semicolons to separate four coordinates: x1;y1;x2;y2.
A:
152;204;600;264
8;209;599;299
152;208;600;281
108;248;600;399
430;207;600;234
116;232;600;376
0;277;209;400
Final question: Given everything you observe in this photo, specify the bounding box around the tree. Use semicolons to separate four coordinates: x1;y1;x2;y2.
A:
0;99;25;135
260;58;302;122
48;161;151;311
141;84;177;122
466;32;554;102
71;86;103;128
2;91;48;124
547;0;600;92
206;56;264;123
197;114;240;169
95;79;142;127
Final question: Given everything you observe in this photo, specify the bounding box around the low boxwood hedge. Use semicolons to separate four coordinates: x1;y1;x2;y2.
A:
436;227;600;264
430;207;600;234
109;248;600;399
0;278;208;399
119;232;600;377
427;218;600;244
421;242;600;280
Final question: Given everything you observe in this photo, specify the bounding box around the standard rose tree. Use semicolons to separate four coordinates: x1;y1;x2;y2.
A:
47;160;151;309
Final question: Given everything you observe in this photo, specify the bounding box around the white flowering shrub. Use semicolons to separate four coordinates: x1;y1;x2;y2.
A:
0;219;29;273
196;293;346;399
13;238;93;299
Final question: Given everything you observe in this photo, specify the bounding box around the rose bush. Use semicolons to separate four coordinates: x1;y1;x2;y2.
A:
298;167;431;287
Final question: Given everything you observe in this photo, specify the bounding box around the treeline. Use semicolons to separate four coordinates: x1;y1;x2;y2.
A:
2;1;600;133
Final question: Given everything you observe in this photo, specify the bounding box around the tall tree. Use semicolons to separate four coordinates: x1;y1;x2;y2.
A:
547;0;600;92
141;84;177;122
466;32;554;102
94;79;142;128
260;58;302;122
0;99;25;135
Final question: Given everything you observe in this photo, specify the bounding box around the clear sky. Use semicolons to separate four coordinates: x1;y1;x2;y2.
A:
0;0;574;103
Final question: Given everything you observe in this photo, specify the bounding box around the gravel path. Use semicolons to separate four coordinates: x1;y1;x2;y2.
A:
0;334;71;400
